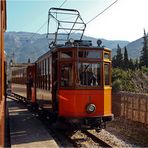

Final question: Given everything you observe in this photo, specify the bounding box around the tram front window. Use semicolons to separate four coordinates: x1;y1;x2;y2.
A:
78;63;101;86
60;63;73;87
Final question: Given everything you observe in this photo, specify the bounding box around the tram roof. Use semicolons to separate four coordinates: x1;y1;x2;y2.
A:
36;43;111;62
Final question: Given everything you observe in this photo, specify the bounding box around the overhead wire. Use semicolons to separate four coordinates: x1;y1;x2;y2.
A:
59;0;67;8
86;0;118;25
72;0;118;35
28;0;118;40
28;0;68;40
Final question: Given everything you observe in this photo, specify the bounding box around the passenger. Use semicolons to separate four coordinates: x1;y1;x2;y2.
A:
87;68;96;86
61;66;69;87
79;66;87;85
80;67;96;86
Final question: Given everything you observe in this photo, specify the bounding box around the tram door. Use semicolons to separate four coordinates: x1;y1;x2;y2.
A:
27;65;36;103
52;52;58;111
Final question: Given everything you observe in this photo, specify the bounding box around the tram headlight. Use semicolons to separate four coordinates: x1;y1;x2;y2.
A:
86;104;96;113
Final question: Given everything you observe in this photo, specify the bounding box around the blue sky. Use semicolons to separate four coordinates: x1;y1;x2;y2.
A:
7;0;148;41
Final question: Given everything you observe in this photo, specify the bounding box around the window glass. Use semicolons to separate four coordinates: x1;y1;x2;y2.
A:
60;63;73;87
61;51;73;58
104;52;110;59
44;60;47;89
46;59;48;75
78;51;100;59
104;64;110;85
44;60;46;75
48;58;50;90
78;63;101;86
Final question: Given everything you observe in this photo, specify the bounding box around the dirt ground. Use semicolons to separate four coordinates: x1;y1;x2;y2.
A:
106;117;148;147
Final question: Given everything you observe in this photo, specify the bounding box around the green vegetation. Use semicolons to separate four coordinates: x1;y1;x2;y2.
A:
140;29;148;68
112;30;148;93
112;67;148;93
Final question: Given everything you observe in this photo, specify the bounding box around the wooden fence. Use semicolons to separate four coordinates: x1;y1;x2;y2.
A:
112;92;148;126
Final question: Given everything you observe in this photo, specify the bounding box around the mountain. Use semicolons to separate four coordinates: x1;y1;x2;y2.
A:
126;37;143;59
4;31;130;63
4;32;49;63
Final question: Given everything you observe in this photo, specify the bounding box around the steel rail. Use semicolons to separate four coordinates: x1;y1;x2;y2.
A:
82;130;112;147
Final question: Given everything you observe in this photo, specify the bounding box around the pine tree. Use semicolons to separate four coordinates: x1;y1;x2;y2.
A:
112;56;117;68
123;46;129;69
116;44;123;68
128;59;134;70
140;29;148;67
134;58;139;69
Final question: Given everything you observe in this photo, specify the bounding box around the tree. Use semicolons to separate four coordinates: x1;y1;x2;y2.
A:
123;46;129;69
128;58;134;70
140;29;148;67
112;55;117;68
112;44;123;68
116;44;123;68
134;58;139;69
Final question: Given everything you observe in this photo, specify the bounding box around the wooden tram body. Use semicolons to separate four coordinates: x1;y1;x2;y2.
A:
11;8;113;130
11;41;113;129
11;63;36;103
36;41;113;128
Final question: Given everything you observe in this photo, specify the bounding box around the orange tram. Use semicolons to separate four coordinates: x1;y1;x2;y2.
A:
11;8;113;130
11;40;113;130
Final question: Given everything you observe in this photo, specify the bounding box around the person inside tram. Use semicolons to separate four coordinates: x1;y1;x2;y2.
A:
80;66;96;86
61;66;69;87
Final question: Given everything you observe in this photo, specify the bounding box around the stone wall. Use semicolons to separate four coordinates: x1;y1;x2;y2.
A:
112;92;148;126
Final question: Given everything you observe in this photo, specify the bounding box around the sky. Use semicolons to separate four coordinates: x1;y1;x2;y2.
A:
6;0;148;42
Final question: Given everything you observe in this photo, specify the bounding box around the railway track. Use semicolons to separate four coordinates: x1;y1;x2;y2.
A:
8;95;113;147
82;130;112;147
29;107;112;147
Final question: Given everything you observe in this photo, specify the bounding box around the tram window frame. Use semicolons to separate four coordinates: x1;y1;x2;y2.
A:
78;50;101;59
104;51;111;60
77;62;102;88
60;50;73;59
59;62;74;88
48;57;50;90
39;62;42;88
37;62;41;88
45;58;48;90
38;62;40;88
104;63;111;86
44;59;47;90
42;61;44;89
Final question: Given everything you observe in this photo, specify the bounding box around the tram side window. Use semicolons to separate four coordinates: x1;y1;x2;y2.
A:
48;57;50;90
39;62;42;88
60;64;73;87
42;61;44;89
78;63;101;86
78;51;101;59
104;64;110;85
104;52;110;59
60;51;73;58
44;59;46;90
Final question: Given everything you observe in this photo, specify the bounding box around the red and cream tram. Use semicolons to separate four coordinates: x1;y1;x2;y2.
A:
11;8;113;130
34;39;113;129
